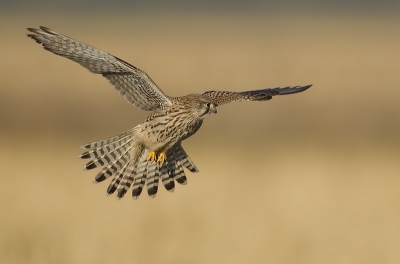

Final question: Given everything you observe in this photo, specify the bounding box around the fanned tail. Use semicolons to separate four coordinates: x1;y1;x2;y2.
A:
80;133;199;200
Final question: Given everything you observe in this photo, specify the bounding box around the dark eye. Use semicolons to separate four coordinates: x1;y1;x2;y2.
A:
205;102;211;108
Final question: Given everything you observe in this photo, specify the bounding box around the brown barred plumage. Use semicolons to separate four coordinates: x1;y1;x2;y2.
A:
27;26;311;200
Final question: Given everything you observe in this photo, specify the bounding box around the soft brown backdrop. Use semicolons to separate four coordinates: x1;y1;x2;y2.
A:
1;10;400;264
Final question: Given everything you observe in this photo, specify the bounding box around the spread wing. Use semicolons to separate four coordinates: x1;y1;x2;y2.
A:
27;26;172;111
203;85;312;106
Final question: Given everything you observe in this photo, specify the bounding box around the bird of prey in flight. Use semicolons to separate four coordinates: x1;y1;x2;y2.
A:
27;26;311;200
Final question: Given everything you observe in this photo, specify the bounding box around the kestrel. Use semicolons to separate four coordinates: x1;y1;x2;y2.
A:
27;26;311;199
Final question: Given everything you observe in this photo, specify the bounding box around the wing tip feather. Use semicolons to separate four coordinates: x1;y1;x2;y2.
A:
273;84;313;96
39;26;54;34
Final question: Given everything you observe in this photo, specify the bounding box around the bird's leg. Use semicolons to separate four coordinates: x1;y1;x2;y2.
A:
157;152;167;167
147;151;157;163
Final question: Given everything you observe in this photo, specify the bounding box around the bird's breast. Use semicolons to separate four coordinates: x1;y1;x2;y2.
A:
137;112;201;150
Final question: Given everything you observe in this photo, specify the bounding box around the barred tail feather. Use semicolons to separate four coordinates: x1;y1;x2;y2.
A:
107;161;130;195
83;142;132;170
173;144;199;173
116;162;137;199
94;151;130;183
116;145;145;198
79;137;134;160
166;151;187;185
160;163;175;192
131;149;149;199
174;160;188;185
146;162;160;197
81;128;135;149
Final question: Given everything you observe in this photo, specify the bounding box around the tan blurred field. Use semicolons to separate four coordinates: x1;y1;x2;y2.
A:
1;12;400;264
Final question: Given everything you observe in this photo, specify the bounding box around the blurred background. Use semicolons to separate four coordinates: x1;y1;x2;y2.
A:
1;1;400;263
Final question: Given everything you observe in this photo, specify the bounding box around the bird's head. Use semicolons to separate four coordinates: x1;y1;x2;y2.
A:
180;94;218;119
200;100;217;117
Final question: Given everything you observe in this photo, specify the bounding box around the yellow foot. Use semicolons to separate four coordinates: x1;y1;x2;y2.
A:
157;152;167;167
147;151;157;163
